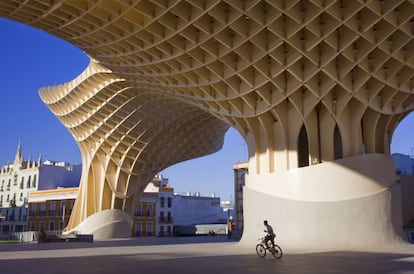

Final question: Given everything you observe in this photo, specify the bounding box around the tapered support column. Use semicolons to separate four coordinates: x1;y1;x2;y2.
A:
240;154;406;249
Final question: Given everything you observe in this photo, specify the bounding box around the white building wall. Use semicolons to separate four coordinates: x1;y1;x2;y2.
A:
38;162;81;190
172;194;226;225
157;190;174;236
0;145;81;234
0;164;39;233
392;153;414;175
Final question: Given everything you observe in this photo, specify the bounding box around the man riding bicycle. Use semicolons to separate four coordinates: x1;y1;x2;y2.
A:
263;220;275;248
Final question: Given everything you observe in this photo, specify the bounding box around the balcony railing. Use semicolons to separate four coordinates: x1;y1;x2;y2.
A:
135;211;155;217
159;217;173;223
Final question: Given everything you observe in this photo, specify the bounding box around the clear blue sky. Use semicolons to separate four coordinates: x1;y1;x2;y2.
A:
0;17;247;201
0;17;412;200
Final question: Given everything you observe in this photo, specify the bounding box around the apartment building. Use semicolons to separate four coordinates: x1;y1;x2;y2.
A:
0;143;81;234
27;187;77;233
132;177;174;237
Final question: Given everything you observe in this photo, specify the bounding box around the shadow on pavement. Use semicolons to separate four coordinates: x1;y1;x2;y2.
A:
0;239;414;274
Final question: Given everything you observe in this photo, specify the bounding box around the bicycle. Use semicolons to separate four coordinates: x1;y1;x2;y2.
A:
256;236;283;259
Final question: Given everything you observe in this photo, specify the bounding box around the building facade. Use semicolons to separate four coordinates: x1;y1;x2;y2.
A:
132;177;175;237
27;187;77;234
132;191;157;237
0;143;81;235
27;176;227;238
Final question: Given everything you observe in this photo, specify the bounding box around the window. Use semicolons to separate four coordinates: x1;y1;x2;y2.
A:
167;197;172;208
49;222;55;231
49;201;57;216
160;211;164;222
33;174;37;187
135;222;142;236
160;197;165;208
12;208;16;220
20;177;24;189
9;209;15;221
135;203;142;216
29;204;36;217
146;222;153;236
27;176;31;188
2;225;10;233
147;204;153;217
40;202;46;216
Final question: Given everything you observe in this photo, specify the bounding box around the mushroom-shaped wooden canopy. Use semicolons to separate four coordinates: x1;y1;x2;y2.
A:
1;1;413;235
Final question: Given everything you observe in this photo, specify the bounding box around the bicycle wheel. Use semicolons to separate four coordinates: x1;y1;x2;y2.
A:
271;244;283;259
256;243;266;257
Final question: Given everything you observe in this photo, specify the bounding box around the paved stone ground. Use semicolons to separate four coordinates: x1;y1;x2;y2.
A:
1;236;414;273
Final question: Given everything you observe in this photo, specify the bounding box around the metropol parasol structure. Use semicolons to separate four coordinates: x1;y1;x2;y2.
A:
1;0;414;248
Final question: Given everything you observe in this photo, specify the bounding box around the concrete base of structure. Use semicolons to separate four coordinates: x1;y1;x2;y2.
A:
240;153;407;249
65;209;132;240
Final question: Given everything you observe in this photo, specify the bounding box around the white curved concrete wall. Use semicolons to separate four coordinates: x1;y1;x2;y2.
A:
67;209;132;240
240;154;406;249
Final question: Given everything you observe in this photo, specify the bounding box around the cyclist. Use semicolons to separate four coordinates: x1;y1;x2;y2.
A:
263;220;275;248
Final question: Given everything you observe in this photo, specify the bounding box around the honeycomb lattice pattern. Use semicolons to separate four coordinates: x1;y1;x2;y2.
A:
1;0;414;229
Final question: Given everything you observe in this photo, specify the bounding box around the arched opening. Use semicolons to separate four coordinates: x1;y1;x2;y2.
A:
161;127;247;239
298;125;309;167
334;124;343;160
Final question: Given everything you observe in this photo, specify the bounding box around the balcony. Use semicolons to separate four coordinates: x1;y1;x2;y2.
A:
159;217;173;223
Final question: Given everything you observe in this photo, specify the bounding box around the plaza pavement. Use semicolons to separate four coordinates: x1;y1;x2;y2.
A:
1;236;414;274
